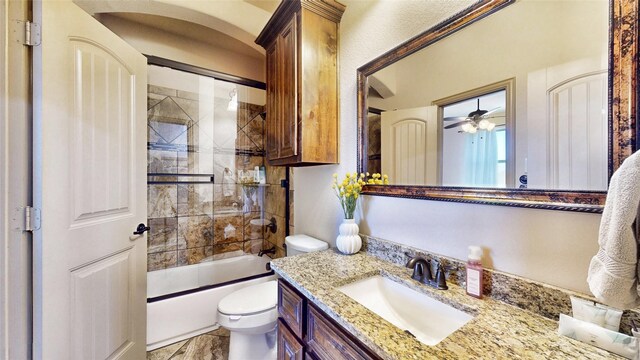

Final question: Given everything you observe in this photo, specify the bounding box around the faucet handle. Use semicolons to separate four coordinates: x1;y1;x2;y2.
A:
434;262;448;290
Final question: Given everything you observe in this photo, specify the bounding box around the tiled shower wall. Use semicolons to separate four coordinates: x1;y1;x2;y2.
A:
367;113;381;174
146;81;288;272
263;164;289;259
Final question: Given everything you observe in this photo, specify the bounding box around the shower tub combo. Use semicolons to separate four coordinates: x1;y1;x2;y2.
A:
147;254;275;350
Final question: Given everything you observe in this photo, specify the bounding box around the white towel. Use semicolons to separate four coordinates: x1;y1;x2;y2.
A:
588;150;640;309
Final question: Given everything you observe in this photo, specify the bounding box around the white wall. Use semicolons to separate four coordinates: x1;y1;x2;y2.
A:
294;0;602;295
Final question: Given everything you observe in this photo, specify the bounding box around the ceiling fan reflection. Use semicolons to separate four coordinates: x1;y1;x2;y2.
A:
443;99;504;133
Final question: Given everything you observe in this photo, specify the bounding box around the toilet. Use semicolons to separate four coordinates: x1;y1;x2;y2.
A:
217;234;328;360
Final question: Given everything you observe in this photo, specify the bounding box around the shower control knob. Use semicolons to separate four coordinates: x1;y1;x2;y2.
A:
133;223;150;235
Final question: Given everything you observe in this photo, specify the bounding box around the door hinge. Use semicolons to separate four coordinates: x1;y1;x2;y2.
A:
13;206;41;232
12;20;41;47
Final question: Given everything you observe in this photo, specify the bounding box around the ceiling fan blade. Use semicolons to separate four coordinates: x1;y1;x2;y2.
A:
444;120;471;129
483;106;502;116
443;116;468;122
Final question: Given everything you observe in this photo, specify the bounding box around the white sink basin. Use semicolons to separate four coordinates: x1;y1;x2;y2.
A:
337;275;473;346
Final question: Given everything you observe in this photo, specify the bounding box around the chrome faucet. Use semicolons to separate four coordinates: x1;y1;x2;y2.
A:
405;255;448;290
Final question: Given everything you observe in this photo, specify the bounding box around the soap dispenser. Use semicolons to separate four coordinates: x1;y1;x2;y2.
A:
466;246;484;299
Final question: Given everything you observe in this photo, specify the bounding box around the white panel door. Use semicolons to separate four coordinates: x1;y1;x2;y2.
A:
381;107;439;185
527;62;607;190
549;72;607;190
33;0;147;359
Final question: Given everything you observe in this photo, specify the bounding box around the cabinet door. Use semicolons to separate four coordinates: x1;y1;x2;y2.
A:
277;15;298;159
307;305;377;360
278;319;304;360
266;43;279;160
278;279;305;338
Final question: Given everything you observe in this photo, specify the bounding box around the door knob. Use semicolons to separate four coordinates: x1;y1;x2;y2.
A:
133;223;150;235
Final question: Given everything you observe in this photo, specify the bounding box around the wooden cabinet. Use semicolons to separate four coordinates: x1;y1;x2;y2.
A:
256;0;345;166
278;318;304;360
306;306;375;360
277;279;381;360
277;276;306;338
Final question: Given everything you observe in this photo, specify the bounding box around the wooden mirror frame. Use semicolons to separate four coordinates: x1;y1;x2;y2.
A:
357;0;638;213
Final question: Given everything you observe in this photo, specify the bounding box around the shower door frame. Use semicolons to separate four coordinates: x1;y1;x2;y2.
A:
146;56;266;91
145;55;270;287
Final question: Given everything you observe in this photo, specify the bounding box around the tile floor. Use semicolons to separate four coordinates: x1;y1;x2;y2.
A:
147;328;230;360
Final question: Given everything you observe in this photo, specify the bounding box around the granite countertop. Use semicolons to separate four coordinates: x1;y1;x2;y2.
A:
270;250;623;360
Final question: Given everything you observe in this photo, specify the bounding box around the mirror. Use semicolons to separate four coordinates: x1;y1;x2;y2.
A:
358;0;638;212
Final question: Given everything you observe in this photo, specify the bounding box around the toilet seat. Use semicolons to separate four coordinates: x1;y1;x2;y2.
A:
218;307;278;334
218;280;277;316
217;280;278;334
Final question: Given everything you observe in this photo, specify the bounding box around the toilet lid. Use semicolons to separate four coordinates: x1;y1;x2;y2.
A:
218;280;277;315
285;234;328;252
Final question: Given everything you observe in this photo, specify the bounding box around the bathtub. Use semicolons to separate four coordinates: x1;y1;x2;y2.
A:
147;254;276;351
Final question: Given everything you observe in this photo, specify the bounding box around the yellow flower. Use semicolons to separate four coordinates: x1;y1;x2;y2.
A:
333;173;338;178
383;174;388;179
384;179;389;185
367;179;374;184
366;172;370;176
354;193;359;199
340;191;345;196
345;172;350;178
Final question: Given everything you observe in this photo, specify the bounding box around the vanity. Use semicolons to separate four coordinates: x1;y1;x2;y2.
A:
271;249;624;359
277;279;381;360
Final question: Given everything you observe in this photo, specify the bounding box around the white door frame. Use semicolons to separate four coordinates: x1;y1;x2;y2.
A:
1;0;33;358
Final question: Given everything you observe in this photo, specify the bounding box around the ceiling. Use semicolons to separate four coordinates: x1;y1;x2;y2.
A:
99;12;264;59
244;0;281;13
76;0;282;54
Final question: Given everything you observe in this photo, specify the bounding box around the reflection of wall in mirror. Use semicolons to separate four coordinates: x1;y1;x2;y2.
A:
367;0;608;190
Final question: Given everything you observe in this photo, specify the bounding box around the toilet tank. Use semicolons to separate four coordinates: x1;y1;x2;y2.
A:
285;234;328;256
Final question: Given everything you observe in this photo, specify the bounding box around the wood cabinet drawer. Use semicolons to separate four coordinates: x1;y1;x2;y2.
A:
306;305;379;360
278;279;305;338
278;318;304;360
